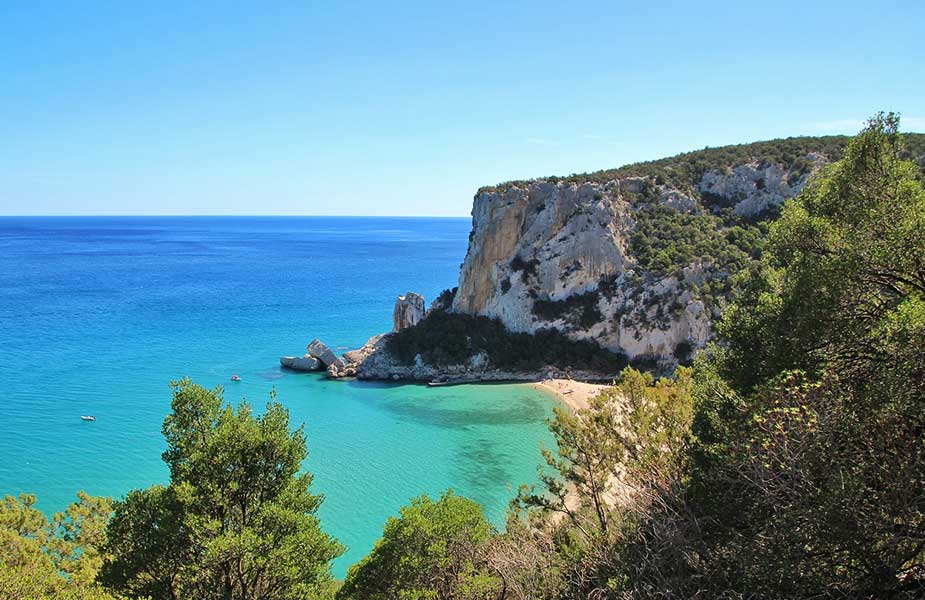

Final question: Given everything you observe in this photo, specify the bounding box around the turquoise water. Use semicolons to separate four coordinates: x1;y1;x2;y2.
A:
0;216;556;575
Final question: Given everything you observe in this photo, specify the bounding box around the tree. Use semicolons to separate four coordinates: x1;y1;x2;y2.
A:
719;112;925;394
101;378;343;600
481;513;563;600
686;113;925;596
338;491;496;600
0;492;121;600
512;367;695;598
520;367;694;539
100;486;188;600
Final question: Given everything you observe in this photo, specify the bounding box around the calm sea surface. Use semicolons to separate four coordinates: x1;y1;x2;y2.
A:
0;216;556;575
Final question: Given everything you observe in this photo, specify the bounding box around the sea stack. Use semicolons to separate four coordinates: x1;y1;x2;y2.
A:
393;292;425;331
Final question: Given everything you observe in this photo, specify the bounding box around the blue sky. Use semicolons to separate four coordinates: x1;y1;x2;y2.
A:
1;1;922;216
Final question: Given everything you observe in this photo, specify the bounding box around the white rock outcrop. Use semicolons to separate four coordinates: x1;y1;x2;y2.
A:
280;355;322;371
698;154;825;218
307;339;343;369
393;292;426;331
330;148;834;379
453;182;631;334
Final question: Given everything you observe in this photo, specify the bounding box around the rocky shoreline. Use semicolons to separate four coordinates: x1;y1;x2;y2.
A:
280;291;620;391
281;147;836;384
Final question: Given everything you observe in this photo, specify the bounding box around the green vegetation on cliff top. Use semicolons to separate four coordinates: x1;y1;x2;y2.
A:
480;132;925;194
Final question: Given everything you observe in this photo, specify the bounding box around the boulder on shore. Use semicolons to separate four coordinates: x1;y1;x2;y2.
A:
280;355;322;371
326;360;355;378
307;339;340;367
393;292;426;331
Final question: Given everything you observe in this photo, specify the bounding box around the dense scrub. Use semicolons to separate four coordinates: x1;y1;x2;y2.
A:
627;204;767;314
504;113;925;598
676;114;925;596
510;255;540;281
386;309;627;373
630;206;765;278
481;132;925;194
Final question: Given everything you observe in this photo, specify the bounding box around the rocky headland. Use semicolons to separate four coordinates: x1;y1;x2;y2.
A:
284;134;925;386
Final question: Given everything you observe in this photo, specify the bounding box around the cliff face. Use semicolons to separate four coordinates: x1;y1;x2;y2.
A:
450;153;826;366
454;181;632;323
326;135;925;380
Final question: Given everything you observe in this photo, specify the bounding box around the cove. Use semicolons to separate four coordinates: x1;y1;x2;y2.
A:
0;216;557;576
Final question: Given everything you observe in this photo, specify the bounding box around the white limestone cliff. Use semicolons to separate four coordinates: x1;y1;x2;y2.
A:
449;154;825;366
326;146;836;379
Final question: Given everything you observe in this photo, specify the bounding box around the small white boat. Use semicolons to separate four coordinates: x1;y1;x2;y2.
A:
80;415;96;421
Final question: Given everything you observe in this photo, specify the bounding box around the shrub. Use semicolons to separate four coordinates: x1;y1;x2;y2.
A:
510;255;540;280
532;291;603;329
480;134;925;196
432;287;458;310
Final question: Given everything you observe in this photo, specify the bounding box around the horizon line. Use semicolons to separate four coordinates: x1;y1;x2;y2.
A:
0;214;472;219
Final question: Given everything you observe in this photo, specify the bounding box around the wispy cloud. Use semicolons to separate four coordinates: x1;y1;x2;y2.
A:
526;137;555;146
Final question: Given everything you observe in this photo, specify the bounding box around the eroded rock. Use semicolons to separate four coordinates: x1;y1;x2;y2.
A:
307;339;340;367
393;292;426;331
280;355;322;371
698;155;824;218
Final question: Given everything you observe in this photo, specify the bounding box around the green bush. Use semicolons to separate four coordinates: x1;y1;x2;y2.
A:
532;290;603;329
510;255;540;280
338;492;496;600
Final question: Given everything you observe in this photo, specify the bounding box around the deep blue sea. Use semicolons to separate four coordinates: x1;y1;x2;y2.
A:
0;216;556;575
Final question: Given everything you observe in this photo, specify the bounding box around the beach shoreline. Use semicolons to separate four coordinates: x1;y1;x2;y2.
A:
530;378;613;412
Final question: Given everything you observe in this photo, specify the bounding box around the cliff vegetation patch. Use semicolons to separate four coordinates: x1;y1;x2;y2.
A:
510;254;540;280
482;134;925;194
532;290;603;329
626;204;767;317
385;309;626;372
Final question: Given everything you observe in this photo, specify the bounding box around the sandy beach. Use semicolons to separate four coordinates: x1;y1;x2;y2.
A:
532;378;613;412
